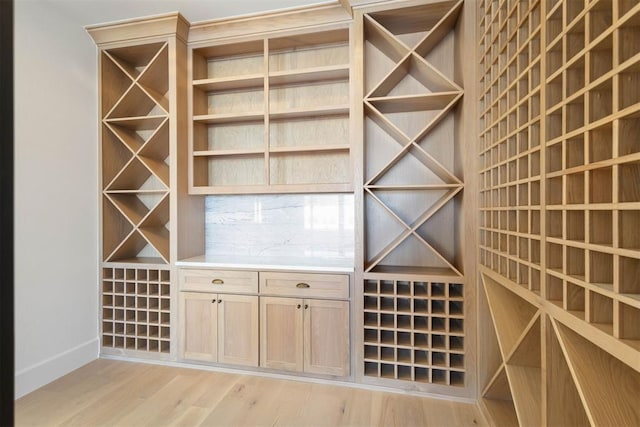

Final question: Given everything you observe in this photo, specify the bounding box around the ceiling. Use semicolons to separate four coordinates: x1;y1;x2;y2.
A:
43;0;332;27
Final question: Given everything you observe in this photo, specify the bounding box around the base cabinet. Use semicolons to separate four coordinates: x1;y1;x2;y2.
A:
181;292;259;367
260;297;349;376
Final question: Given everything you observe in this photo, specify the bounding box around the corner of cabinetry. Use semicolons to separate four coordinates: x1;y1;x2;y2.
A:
86;11;191;46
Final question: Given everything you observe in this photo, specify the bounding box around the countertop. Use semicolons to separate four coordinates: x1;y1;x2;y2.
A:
176;254;355;273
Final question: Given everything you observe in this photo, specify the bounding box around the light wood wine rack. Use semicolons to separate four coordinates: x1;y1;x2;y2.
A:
101;266;171;354
101;41;171;264
478;0;640;424
357;0;472;396
189;27;353;194
363;277;465;385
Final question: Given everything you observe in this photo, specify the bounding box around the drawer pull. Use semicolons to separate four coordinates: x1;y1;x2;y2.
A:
296;282;310;288
212;279;224;285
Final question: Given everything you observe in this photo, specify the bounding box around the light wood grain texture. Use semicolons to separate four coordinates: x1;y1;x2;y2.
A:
553;319;640;427
16;359;485;426
180;292;217;362
179;268;259;294
545;316;589;427
217;294;259;367
260;296;304;372
259;271;349;299
304;299;350;376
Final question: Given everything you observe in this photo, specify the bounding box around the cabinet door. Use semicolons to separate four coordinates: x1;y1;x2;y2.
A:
260;296;303;372
181;292;217;362
218;294;259;367
303;299;350;376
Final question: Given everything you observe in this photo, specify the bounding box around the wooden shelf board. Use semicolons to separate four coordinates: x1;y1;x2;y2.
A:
553;320;640;426
367;92;461;113
269;144;350;154
192;149;265;157
269;105;349;120
504;365;541;427
480;398;519;427
269;65;349;87
193;74;264;92
193;112;264;124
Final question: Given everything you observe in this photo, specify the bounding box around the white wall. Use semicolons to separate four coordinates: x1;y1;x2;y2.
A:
14;0;99;398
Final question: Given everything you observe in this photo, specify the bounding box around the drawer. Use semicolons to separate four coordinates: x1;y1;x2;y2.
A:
259;272;349;299
179;268;258;294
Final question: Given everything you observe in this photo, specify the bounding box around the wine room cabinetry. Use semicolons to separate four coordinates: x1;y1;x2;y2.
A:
477;0;640;424
259;272;350;377
354;0;476;398
179;268;259;366
88;13;205;358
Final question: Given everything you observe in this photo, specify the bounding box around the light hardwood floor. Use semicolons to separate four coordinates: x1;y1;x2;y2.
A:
15;359;486;426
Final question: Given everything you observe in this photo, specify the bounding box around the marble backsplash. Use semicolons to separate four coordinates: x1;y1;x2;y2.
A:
205;194;355;261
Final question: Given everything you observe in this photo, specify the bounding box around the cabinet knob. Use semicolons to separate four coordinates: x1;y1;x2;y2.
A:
296;282;310;288
297;304;301;309
304;304;309;309
212;278;224;285
218;299;222;303
212;299;216;303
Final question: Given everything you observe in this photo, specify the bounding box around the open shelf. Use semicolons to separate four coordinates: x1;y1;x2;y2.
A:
189;26;351;194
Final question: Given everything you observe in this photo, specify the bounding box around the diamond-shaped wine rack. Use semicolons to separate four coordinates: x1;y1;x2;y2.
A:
363;0;464;277
101;42;171;264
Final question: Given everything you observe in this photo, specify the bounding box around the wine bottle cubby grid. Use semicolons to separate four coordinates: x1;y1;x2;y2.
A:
478;0;640;424
478;0;640;349
102;267;171;353
101;41;171;264
363;278;465;386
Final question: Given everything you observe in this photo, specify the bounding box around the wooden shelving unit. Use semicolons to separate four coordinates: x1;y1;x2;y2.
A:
478;0;640;424
89;14;204;359
101;41;171;264
355;0;474;397
189;27;353;194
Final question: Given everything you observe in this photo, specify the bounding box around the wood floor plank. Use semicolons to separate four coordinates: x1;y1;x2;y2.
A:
15;360;486;427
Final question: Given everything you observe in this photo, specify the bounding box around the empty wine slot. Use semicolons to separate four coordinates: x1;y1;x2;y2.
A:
546;274;564;304
413;299;428;314
531;209;541;235
414;317;428;331
566;210;585;241
136;283;147;295
364;280;378;295
518;263;529;286
432;317;446;332
566;96;585;133
619;114;640;156
619;303;640;341
619;256;640;294
589;36;613;83
565;17;585;60
547;176;563;205
589;250;614;285
546;74;562;109
588;0;613;43
547;142;562;173
137;310;147;323
160;284;170;296
364;328;378;343
364;296;378;311
566;172;585;204
566;57;586;97
566;135;585;168
414;282;428;296
589;210;613;245
364;312;378;328
519;237;529;261
380;314;394;328
589;167;613;204
432;369;448;385
546;6;563;45
126;282;135;295
566;281;586;318
619;68;640;111
380;280;394;295
566;246;586;279
588;290;613;329
619;162;640;202
397;331;411;346
364;361;379;376
619;210;640;249
547;242;564;270
414;332;428;349
589;79;613;123
397;314;411;329
546;111;562;142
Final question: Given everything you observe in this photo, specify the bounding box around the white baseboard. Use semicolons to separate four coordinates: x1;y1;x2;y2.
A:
15;338;99;399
